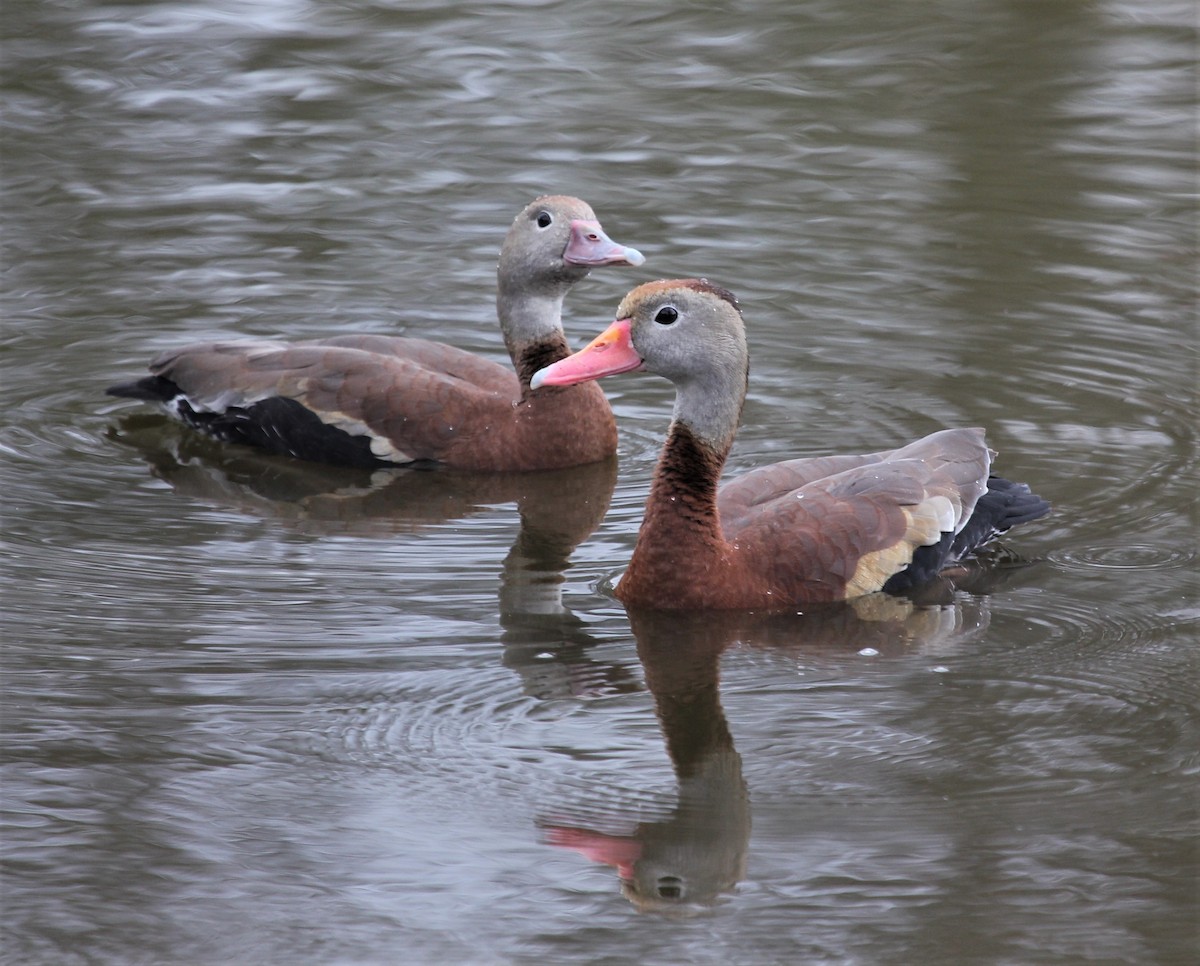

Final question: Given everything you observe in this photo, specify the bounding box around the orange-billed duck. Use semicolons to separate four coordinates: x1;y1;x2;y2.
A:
107;196;644;471
531;279;1050;609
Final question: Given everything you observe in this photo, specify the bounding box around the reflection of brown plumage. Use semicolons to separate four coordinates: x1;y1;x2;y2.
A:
541;591;1008;914
108;411;617;540
108;414;639;701
533;279;1050;609
543;608;748;914
107;196;643;471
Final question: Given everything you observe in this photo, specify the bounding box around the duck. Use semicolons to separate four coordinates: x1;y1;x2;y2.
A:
530;279;1050;609
106;196;644;471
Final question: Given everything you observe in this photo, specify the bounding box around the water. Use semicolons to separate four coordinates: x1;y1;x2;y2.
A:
2;0;1196;963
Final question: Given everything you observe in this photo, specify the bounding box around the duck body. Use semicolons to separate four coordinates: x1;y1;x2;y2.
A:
531;279;1050;609
107;196;644;471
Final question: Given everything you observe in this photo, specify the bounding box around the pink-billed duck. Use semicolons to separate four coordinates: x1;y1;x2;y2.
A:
531;279;1050;609
107;196;644;471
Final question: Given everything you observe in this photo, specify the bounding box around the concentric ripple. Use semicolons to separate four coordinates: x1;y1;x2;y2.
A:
1051;541;1195;573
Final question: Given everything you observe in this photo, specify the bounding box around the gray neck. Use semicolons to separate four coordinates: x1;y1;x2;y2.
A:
496;283;574;365
669;362;746;457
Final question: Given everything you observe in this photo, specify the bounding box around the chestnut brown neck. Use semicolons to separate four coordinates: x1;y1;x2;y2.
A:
618;422;734;607
516;334;571;390
650;421;725;527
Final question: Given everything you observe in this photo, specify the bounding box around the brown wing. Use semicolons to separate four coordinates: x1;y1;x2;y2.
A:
718;451;891;532
150;338;520;463
726;428;993;601
308;335;516;393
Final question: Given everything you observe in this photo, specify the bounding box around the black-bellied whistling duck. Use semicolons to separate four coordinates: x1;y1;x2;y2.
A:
531;279;1051;609
106;196;644;471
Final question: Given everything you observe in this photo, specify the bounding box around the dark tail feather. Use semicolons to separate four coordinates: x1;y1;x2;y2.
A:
106;376;387;468
952;476;1051;560
106;375;180;402
884;477;1050;596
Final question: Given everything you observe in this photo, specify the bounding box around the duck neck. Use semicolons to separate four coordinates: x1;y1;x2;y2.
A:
514;331;571;389
632;420;732;571
497;275;577;381
619;363;746;606
655;356;745;492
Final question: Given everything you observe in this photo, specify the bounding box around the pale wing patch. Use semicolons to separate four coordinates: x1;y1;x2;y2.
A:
924;494;959;534
844;493;960;598
845;540;915;598
316;409;412;463
366;432;412;463
287;374;413;464
906;497;950;547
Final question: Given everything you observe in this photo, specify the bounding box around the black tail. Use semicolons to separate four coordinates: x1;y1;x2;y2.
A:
106;375;180;402
109;377;388;469
951;476;1051;560
883;476;1050;595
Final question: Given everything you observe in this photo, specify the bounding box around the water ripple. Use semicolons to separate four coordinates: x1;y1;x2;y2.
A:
3;0;1195;958
1052;541;1194;573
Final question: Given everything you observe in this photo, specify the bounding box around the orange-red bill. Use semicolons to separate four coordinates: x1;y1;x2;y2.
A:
530;318;644;389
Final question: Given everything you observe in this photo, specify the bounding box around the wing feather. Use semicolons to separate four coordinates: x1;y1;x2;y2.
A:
149;339;521;464
725;428;993;600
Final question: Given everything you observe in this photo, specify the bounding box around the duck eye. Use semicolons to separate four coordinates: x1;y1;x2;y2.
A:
535;211;552;228
654;306;679;325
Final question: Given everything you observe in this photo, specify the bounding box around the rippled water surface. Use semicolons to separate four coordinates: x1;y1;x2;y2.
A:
3;1;1196;963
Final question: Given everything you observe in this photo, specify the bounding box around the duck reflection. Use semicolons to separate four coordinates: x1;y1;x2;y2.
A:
541;590;1013;914
543;608;748;913
497;505;642;700
106;412;639;698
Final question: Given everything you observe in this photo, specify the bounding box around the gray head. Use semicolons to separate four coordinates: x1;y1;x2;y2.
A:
496;196;643;356
497;195;644;296
532;279;749;451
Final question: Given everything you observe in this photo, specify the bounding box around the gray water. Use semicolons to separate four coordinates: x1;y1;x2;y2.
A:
2;0;1196;963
